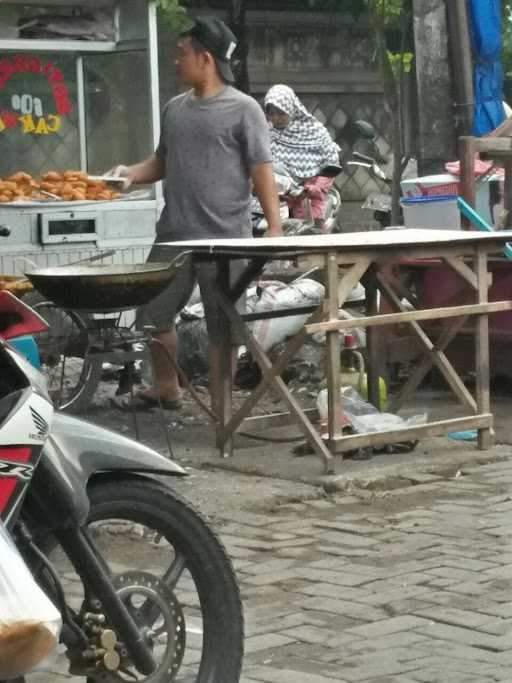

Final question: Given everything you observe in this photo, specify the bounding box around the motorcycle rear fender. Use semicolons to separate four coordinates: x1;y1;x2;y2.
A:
24;412;186;530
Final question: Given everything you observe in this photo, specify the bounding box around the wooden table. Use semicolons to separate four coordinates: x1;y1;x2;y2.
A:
166;229;512;474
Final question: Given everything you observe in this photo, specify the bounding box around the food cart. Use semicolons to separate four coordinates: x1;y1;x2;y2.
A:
0;0;161;274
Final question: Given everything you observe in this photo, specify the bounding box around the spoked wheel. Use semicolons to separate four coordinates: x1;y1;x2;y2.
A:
47;478;244;683
30;300;101;413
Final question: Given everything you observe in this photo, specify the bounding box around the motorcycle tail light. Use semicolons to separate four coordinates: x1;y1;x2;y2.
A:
0;291;48;340
0;446;35;521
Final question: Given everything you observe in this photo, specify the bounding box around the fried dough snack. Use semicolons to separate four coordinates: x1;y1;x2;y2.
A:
5;171;32;184
41;171;62;182
0;170;123;202
0;171;40;202
0;277;33;296
63;170;88;182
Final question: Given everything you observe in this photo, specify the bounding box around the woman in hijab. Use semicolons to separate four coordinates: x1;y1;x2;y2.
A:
264;84;341;227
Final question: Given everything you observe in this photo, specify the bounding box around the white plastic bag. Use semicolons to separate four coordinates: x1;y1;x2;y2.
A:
339;386;427;434
178;279;325;356
0;522;62;679
247;279;325;351
317;386;427;435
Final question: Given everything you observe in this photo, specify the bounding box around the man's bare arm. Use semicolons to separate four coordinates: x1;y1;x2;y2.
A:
250;162;283;237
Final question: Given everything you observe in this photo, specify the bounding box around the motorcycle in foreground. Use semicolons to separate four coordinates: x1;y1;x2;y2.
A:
0;276;243;682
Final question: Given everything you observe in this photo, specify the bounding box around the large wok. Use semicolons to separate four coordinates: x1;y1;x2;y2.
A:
25;261;182;312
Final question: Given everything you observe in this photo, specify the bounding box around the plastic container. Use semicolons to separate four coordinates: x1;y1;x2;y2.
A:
400;194;460;230
316;336;388;435
401;173;502;226
340;335;388;409
401;174;460;198
316;389;351;436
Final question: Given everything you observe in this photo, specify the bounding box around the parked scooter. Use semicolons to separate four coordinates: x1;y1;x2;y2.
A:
348;150;393;229
345;121;394;229
252;163;342;236
0;274;244;682
346;120;417;229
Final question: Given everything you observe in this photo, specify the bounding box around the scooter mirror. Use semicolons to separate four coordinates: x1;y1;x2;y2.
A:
354;120;377;139
319;164;342;178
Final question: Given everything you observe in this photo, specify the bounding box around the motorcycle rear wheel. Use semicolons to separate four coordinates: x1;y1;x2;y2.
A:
49;478;244;683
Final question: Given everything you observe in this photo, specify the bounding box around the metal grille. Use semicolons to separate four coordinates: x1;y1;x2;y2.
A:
301;93;391;201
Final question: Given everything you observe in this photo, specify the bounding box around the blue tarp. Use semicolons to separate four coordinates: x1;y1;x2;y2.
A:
468;0;506;136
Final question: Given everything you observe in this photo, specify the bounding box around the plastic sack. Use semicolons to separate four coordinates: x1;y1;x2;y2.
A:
177;317;209;379
317;386;427;435
0;522;62;679
177;279;325;371
247;279;325;351
311;307;366;349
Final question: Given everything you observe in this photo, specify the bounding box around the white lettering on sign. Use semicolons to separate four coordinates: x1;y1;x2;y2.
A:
11;93;43;117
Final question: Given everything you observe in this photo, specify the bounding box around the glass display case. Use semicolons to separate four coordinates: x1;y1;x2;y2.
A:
0;0;161;272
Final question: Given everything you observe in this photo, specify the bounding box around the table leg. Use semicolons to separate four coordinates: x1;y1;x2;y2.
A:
390;315;469;413
377;272;478;414
213;283;335;474
215;259;234;458
365;264;381;410
475;248;493;449
459;136;477;230
504;161;512;229
325;253;343;450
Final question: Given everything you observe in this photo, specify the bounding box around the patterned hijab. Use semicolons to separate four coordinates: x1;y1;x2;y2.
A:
264;84;340;179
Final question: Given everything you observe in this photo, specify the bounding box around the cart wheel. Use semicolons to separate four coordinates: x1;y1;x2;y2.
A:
30;300;101;413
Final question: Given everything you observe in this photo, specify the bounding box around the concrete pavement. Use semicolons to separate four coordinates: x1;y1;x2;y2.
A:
232;456;512;682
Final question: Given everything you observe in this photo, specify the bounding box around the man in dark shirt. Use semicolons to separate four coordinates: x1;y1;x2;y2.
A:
113;18;281;412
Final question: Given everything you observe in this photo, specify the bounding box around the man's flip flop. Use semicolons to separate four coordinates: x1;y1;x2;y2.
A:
111;393;183;411
137;392;183;410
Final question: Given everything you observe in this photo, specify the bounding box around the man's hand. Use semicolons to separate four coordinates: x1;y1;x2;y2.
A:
266;225;284;238
106;164;133;191
251;162;283;237
105;154;165;189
